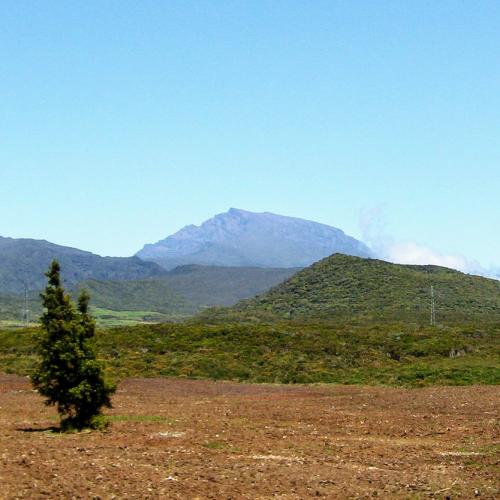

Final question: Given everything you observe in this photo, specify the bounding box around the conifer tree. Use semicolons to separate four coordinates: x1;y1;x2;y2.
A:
31;260;115;431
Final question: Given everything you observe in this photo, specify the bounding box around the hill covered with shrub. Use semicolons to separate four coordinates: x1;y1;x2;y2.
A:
205;254;500;325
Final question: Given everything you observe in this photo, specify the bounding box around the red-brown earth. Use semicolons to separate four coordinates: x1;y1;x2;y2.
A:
0;374;498;499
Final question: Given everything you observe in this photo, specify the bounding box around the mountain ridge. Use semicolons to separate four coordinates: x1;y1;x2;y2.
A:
0;263;299;323
137;208;372;269
0;235;165;294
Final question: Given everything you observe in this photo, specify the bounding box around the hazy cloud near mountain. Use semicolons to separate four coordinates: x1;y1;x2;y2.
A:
360;207;498;280
382;241;482;274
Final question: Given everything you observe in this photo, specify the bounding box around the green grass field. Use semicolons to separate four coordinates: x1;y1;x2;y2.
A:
1;307;186;329
91;308;179;326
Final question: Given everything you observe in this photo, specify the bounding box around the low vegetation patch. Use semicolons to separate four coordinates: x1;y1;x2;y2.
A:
107;414;176;424
1;321;498;387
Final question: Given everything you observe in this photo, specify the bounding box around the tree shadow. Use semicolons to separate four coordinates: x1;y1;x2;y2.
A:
16;426;61;433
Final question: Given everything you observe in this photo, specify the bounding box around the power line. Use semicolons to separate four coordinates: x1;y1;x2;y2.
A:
430;285;436;326
23;279;30;327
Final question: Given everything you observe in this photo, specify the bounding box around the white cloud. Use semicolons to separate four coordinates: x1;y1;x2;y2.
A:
381;240;480;273
359;206;498;280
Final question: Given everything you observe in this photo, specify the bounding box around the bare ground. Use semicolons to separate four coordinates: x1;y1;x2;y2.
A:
0;374;498;499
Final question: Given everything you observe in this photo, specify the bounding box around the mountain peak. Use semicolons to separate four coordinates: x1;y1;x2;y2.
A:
227;207;247;214
136;208;372;270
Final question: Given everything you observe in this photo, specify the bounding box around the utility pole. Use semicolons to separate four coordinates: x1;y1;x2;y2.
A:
23;279;30;326
430;285;436;326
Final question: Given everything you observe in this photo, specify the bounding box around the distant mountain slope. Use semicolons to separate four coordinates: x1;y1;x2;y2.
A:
136;208;371;269
0;236;164;294
1;264;298;322
78;265;298;312
0;292;42;322
75;279;197;316
160;265;298;306
214;254;500;324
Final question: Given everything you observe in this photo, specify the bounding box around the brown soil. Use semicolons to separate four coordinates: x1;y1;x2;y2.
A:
0;374;498;499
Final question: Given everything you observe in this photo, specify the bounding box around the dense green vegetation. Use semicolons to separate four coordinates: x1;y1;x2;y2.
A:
209;255;500;325
4;255;498;329
1;255;498;389
1;321;498;387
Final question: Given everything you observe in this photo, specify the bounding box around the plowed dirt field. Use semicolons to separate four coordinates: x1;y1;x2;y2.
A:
0;374;498;498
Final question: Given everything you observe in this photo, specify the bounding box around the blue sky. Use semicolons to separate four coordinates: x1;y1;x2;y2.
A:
1;1;499;270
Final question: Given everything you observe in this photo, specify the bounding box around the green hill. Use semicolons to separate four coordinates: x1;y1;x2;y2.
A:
206;254;500;325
